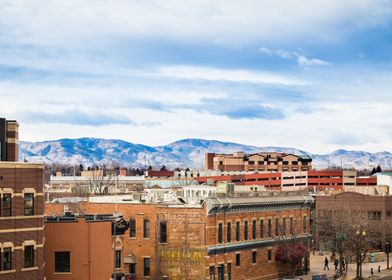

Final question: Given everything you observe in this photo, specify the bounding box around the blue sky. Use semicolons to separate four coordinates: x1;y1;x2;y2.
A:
1;0;392;153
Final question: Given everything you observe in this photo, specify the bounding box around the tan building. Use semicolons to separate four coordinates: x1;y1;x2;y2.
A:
205;152;312;172
44;214;128;280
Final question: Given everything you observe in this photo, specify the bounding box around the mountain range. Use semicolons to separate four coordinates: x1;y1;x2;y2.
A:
19;138;392;170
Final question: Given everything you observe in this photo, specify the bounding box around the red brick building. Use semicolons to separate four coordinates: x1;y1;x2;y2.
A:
315;192;392;250
46;193;313;280
0;118;45;280
196;172;282;190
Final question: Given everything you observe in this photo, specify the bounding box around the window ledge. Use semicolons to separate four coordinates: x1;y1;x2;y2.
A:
54;272;72;275
22;266;38;272
0;269;16;274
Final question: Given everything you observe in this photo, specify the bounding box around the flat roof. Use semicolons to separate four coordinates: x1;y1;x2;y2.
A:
0;161;44;169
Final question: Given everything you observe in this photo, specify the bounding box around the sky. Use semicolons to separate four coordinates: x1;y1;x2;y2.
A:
1;0;392;153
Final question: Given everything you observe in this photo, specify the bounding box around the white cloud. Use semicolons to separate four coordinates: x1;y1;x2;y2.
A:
260;47;297;59
0;0;391;46
157;65;308;86
260;47;330;66
296;56;331;66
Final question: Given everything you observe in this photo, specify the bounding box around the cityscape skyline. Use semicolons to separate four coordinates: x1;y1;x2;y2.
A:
1;1;392;153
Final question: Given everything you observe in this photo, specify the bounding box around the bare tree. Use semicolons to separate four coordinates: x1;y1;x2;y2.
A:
274;218;310;278
317;207;383;279
88;170;115;195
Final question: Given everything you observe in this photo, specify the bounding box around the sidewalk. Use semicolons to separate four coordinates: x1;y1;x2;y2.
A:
302;252;392;280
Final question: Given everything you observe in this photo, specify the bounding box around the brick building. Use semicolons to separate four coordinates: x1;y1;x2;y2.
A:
0;118;45;280
314;192;392;250
44;214;128;280
205;152;312;172
0;118;18;162
308;170;357;191
46;193;313;280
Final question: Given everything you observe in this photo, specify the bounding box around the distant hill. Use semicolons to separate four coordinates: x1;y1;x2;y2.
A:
19;138;392;170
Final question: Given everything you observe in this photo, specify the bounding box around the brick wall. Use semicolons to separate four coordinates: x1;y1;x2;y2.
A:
0;163;45;280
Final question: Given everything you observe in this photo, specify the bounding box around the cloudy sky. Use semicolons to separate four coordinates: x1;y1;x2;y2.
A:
1;0;392;153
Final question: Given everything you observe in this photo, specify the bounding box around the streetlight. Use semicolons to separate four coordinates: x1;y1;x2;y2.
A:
386;242;391;270
355;230;366;280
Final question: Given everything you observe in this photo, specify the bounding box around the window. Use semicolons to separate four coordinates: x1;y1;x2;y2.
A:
252;220;257;239
129;263;136;274
236;253;241;266
143;219;150;238
129;219;136;238
235;222;240;241
290;217;294;235
24;193;34;215
275;218;279;236
55;252;70;272
24;245;34;268
3;247;12;270
160;221;167;243
227;222;232;242
209;265;215;280
2;194;11;216
260;220;264;238
115;250;121;268
227;263;232;280
267;219;272;237
244;221;248;240
143;258;150;276
267;249;272;261
218;223;223;243
368;211;382;221
303;216;307;233
218;264;224;280
282;218;286;235
252;251;257;264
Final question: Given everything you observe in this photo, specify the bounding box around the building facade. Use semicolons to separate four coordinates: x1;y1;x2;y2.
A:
205;152;312;172
45;193;313;280
0;119;45;280
44;214;128;280
0;118;18;162
314;192;392;250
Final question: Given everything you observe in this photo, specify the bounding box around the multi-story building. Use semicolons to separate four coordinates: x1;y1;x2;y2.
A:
205;152;312;172
314;192;392;251
0;118;18;162
0;118;45;280
45;192;313;280
196;172;282;190
44;214;129;280
308;170;357;191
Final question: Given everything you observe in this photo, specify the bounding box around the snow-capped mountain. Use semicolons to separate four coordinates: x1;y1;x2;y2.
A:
19;138;392;170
